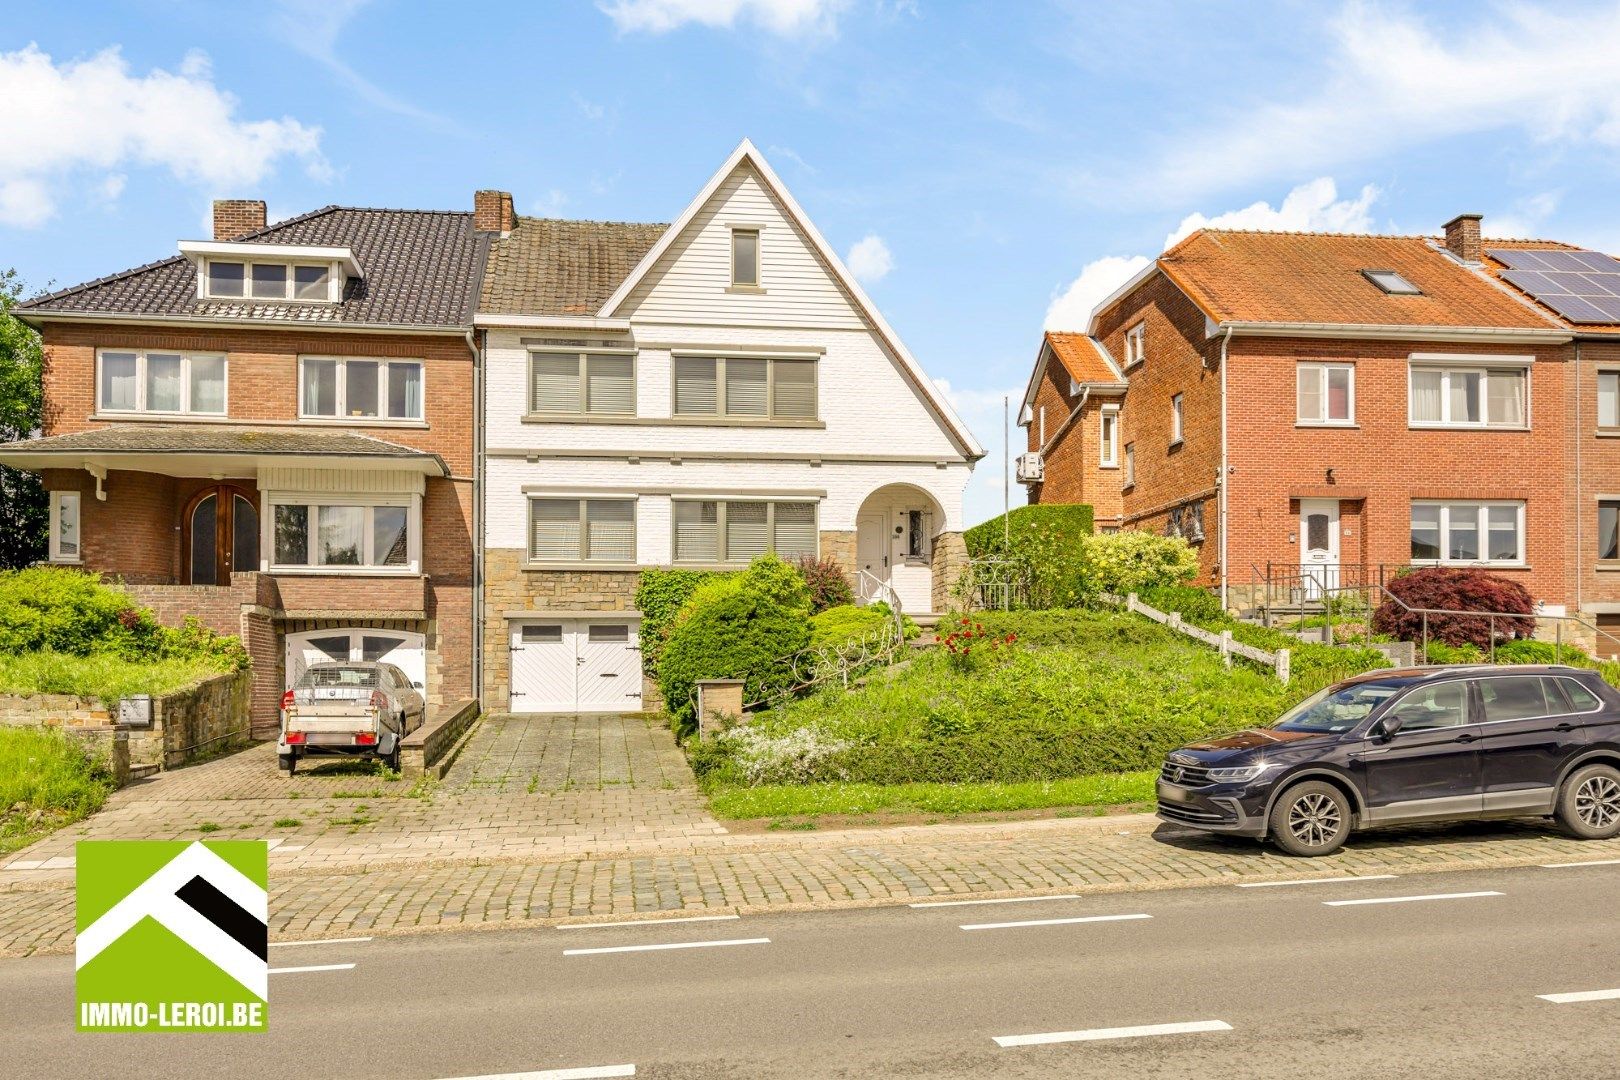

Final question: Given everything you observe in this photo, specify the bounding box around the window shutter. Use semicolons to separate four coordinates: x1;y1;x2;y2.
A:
772;360;817;419
675;357;718;414
674;501;718;562
726;501;769;560
725;359;768;416
530;499;582;562
532;354;580;413
586;355;634;415
773;502;817;558
585;499;635;562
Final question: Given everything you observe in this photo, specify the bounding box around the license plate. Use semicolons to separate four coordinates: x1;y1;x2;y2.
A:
1158;783;1192;803
312;688;357;700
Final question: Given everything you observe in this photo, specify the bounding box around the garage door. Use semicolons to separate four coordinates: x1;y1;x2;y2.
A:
286;628;426;690
510;619;642;713
1597;614;1620;659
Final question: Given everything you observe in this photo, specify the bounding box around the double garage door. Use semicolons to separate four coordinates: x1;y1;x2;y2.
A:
510;618;642;713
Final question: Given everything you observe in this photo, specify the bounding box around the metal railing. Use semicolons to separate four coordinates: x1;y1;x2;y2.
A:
856;569;907;639
743;621;906;712
957;557;1029;611
1249;562;1411;617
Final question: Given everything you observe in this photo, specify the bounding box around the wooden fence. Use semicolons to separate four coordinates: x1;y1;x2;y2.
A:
1100;592;1291;683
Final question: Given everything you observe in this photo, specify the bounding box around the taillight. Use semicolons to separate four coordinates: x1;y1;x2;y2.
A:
281;690;295;712
354;731;377;745
284;731;306;745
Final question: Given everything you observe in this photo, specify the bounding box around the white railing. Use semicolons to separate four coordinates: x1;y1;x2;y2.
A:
1099;591;1292;683
856;569;906;639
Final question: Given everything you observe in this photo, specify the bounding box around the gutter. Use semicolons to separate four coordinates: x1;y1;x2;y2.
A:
472;312;633;331
1576;340;1584;614
14;311;470;337
1216;320;1571;345
1219;325;1233;611
468;327;485;707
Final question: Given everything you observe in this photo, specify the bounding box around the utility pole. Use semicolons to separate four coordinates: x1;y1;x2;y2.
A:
1003;394;1010;545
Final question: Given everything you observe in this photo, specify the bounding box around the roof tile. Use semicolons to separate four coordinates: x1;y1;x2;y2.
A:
477;216;667;316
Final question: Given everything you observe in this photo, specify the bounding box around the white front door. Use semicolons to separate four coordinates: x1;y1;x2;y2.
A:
285;629;425;690
1299;499;1340;599
510;619;642;714
855;513;887;600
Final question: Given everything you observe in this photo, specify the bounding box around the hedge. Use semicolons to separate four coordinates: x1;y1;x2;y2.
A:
634;568;733;675
964;503;1094;558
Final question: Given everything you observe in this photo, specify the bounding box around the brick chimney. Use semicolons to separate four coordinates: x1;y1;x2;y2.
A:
212;199;267;241
1443;213;1483;263
474;190;516;234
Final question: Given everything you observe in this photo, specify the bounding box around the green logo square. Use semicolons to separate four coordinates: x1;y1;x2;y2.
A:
75;840;268;1032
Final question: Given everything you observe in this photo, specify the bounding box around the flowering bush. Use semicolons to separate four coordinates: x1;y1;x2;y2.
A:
698;725;853;786
1078;530;1200;596
941;617;1018;673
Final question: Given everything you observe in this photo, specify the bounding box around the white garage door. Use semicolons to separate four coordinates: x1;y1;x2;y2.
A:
510;619;642;713
286;628;426;690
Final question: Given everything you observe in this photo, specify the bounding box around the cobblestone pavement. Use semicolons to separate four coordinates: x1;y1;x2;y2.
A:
442;712;689;794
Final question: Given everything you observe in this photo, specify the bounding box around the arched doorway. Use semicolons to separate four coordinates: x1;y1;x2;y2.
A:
854;483;946;615
183;485;259;585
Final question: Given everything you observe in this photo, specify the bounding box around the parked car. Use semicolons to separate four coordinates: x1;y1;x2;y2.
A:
1157;665;1620;856
278;662;426;775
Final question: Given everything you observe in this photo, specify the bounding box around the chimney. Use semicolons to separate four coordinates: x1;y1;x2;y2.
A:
1443;213;1483;263
212;199;267;241
474;189;516;234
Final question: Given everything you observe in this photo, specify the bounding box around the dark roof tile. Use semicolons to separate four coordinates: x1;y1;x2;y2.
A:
478;217;667;316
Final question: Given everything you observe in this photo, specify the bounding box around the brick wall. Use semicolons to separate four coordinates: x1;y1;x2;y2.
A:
1025;362;1124;526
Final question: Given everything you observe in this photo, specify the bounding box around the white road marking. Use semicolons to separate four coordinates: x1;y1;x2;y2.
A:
434;1066;635;1080
994;1019;1232;1047
1323;891;1503;907
1538;989;1620;1004
1540;858;1620;869
269;936;373;948
960;913;1152;932
1236;875;1397;888
910;894;1081;908
556;914;740;930
563;937;770;957
268;963;357;974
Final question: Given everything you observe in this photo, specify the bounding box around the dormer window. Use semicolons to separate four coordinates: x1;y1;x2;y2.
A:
1363;269;1421;295
181;240;358;304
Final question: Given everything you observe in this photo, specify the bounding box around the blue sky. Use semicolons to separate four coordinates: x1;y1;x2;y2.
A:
8;0;1620;524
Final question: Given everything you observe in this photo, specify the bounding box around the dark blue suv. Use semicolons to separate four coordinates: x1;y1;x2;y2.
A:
1157;665;1620;856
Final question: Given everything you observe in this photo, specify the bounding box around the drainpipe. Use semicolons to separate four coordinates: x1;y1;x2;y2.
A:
467;327;484;707
1219;325;1233;611
1576;340;1583;615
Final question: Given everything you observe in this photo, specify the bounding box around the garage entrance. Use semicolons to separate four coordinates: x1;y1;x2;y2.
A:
509;618;642;713
286;628;426;690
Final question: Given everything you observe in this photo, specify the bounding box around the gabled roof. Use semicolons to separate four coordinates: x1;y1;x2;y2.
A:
1018;332;1125;419
478;217;667;316
21;208;488;330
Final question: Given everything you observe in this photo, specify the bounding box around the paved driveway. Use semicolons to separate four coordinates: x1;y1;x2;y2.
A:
444;712;691;794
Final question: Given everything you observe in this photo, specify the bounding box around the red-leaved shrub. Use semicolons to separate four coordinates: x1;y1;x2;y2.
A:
1371;567;1535;649
792;556;855;613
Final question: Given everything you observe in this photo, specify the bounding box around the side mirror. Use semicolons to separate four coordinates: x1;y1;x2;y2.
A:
1375;715;1403;739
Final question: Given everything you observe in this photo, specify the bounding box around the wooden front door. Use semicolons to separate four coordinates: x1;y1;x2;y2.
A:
184;485;259;585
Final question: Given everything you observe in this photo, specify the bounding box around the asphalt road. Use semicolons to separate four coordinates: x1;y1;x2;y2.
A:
5;861;1620;1079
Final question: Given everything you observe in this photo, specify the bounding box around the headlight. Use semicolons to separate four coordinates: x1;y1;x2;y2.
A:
1205;763;1280;784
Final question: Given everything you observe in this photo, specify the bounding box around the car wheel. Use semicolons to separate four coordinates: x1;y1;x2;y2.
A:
278;754;296;776
1556;763;1620;840
1269;781;1352;857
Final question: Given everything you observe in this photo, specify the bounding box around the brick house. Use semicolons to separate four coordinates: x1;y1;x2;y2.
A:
1020;214;1620;648
0;200;489;734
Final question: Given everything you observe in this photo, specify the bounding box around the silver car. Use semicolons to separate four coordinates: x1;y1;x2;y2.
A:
277;661;426;774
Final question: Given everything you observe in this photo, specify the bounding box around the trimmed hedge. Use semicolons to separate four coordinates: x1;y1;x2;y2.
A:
809;604;890;649
964;503;1094;557
634;568;733;675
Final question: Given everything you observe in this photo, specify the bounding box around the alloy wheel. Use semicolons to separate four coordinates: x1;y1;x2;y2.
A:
1575;774;1620;830
1287;792;1342;848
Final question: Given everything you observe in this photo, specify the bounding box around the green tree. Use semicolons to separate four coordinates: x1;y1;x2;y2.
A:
0;269;46;569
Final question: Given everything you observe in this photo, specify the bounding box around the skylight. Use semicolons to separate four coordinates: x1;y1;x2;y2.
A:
1362;269;1421;295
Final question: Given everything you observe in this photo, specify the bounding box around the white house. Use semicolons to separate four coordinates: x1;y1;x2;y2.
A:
474;141;983;713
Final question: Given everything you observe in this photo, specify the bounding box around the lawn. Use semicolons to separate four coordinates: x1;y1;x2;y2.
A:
708;772;1156;820
0;728;117;854
0;651;231;706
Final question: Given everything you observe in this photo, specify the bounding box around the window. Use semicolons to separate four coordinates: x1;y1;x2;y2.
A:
673;357;817;420
528;351;635;416
1170;393;1184;445
271;500;414;570
1409;363;1527;428
528;498;636;564
1123;323;1146;368
520;624;563;644
731;229;760;286
1410;501;1524;565
1362;269;1422;295
1387;681;1468;731
299;357;423;421
49;491;80;563
206;259;332;302
1297;363;1355;425
1124;443;1136;486
905;509;933;560
1600;371;1620;429
1477;676;1558;722
673;500;817;564
1099;407;1119;468
1600;500;1620;561
97;350;226;416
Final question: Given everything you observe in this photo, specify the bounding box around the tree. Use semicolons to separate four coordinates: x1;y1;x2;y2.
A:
0;269;47;569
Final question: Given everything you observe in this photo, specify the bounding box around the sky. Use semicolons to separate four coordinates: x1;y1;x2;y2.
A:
8;0;1620;525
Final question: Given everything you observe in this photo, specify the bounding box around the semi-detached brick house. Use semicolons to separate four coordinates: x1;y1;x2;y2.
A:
0;200;490;735
1020;215;1620;653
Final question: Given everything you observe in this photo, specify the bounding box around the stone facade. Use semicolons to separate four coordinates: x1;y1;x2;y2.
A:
819;530;858;581
930;530;969;613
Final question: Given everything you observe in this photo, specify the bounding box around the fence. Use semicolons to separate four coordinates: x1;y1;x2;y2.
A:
1099;592;1292;683
959;557;1029;611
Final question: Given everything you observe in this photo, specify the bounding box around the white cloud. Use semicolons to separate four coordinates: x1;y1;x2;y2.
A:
571;92;607;122
766;144;817;173
530;189;570;217
1484;191;1562;240
1044;177;1381;331
269;0;444;127
1149;1;1620;200
597;0;850;36
846;234;893;284
0;44;323;228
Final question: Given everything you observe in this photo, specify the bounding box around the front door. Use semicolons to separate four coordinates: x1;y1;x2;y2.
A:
1354;679;1484;824
1299;499;1339;600
855;513;887;600
510;619;642;713
184;485;259;586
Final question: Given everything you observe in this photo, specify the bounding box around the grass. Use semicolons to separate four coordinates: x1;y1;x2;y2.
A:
708;772;1157;820
196;822;222;833
0;650;231;706
272;818;302;828
0;728;116;853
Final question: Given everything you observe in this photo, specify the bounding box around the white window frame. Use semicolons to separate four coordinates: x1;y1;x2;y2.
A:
525;348;637;417
730;227;761;288
1170;393;1184;445
525;496;639;565
1598;369;1620;430
1410;500;1525;567
95;348;228;417
264;494;420;575
1099;405;1119;469
1407;357;1531;430
204;259;340;302
48;490;81;563
298;356;426;423
671;497;820;565
1123;442;1136;487
671;355;819;421
1297;362;1356;426
1123;322;1146;368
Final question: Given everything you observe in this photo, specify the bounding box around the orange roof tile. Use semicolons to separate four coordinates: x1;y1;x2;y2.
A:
1045;331;1121;383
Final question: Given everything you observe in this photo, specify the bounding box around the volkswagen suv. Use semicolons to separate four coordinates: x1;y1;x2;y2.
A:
1156;665;1620;856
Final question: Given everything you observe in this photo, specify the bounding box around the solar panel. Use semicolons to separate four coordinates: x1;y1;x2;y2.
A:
1489;248;1620;323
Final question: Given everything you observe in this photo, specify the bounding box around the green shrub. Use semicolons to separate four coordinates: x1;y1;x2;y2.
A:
0;567;157;656
1492;639;1582;665
792;556;854;613
0;728;115;851
963;504;1094;608
964;503;1095;555
1424;641;1484;665
1137;583;1225;623
635;568;733;675
1079;531;1199;596
739;552;813;616
809;605;889;649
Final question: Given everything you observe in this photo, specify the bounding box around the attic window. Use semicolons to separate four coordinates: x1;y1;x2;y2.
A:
1363;269;1421;295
